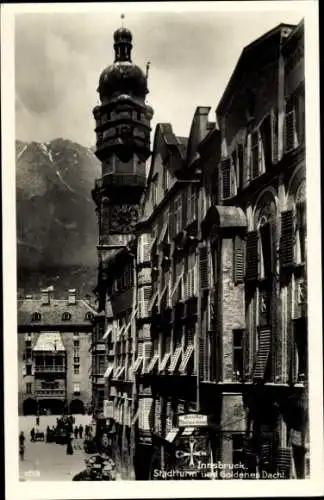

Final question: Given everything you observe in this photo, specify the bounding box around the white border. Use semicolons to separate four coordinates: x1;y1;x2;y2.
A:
2;1;323;499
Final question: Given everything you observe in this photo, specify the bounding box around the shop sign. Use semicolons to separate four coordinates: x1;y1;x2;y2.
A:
178;413;208;428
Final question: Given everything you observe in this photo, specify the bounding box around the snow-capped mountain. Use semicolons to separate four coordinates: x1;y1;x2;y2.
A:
16;138;101;296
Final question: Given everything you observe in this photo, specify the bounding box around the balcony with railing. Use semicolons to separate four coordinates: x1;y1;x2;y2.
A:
35;389;66;398
34;365;66;373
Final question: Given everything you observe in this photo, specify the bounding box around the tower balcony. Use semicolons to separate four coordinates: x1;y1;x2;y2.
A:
34;365;66;374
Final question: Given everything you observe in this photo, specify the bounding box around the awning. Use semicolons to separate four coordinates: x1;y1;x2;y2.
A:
171;274;183;299
113;367;121;378
104;366;114;378
131;408;140;425
158;283;168;309
149;290;159;311
165;427;180;443
115;366;125;380
132;357;143;374
179;345;194;372
33;332;65;351
157;222;168;247
123;307;138;336
146;354;159;374
102;326;112;341
159;352;171;372
202;205;247;236
168;347;182;373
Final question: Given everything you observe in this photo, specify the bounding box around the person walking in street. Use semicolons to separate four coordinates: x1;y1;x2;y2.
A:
74;425;79;440
30;427;35;442
79;424;84;440
36;415;40;427
66;432;74;455
19;431;25;461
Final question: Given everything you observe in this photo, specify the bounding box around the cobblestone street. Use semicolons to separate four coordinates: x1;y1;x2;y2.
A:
19;415;92;481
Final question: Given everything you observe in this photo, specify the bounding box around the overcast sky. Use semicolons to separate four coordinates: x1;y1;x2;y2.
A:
15;5;306;147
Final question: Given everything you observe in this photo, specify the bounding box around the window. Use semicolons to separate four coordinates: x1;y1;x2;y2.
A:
221;158;232;199
199;246;209;290
73;356;80;364
232;434;244;465
31;312;41;322
294;318;307;382
73;340;80;348
296;202;306;264
284;96;298;152
187;184;198;224
163;166;170;192
62;312;71;321
24;347;32;361
259;220;275;279
185;252;197;298
85;312;93;321
152;177;158;207
250;130;265;179
26;365;32;376
26;383;32;394
233;330;244;380
174;194;182;234
74;364;80;375
73;383;80;395
25;340;32;348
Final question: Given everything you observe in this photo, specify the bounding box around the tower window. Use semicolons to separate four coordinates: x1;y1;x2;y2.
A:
62;312;72;321
26;383;32;394
85;312;93;321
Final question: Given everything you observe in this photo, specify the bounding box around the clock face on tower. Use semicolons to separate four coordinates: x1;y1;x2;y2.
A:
110;204;138;233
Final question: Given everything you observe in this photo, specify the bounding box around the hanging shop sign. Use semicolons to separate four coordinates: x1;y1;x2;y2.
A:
178;413;208;428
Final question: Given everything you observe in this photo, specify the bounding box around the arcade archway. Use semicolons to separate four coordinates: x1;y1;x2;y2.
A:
69;399;85;414
23;398;38;416
39;399;65;415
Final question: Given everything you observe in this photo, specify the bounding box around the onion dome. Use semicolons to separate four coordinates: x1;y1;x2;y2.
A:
98;25;148;101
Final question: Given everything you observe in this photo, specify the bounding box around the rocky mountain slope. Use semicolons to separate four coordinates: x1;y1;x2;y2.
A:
16;138;101;296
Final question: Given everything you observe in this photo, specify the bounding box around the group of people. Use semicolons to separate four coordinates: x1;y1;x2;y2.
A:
72;432;116;481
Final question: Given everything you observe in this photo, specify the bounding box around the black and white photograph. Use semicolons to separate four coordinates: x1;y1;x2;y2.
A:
2;1;323;498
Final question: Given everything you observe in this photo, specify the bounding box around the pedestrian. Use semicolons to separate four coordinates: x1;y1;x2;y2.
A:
46;426;50;443
74;425;79;440
30;427;35;442
66;433;74;455
85;425;89;438
79;424;84;440
36;415;40;427
19;431;25;461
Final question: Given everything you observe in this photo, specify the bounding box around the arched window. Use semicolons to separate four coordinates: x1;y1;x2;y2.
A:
295;181;306;265
62;312;71;321
31;312;41;322
85;312;93;321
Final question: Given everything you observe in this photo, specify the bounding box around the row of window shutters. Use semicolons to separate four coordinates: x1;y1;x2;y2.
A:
136;208;305;303
103;326;288;383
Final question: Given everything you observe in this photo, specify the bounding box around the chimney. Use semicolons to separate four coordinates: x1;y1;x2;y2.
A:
68;289;76;305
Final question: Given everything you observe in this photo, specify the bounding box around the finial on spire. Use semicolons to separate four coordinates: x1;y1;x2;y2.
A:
121;13;125;27
146;61;151;79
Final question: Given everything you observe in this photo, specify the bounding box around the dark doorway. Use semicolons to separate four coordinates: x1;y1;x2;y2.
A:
69;399;85;414
39;399;64;415
23;398;38;415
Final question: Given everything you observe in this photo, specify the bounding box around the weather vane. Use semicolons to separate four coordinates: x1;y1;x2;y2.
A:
146;61;151;79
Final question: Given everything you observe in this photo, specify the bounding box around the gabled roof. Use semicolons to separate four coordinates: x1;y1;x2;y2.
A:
217;23;297;116
18;297;95;326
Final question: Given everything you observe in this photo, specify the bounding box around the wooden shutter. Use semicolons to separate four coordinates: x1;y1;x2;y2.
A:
233;236;245;283
199;246;209;290
284;99;297;152
280;211;294;268
253;326;271;380
260;114;272;171
276;448;292;476
296;202;306;263
198;334;205;380
221;158;231;199
260;222;273;278
182;188;188;228
271;108;279;164
155;398;161;434
245;231;258;281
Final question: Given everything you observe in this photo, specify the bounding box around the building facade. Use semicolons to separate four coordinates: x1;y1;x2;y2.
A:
92;20;308;479
18;288;94;416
